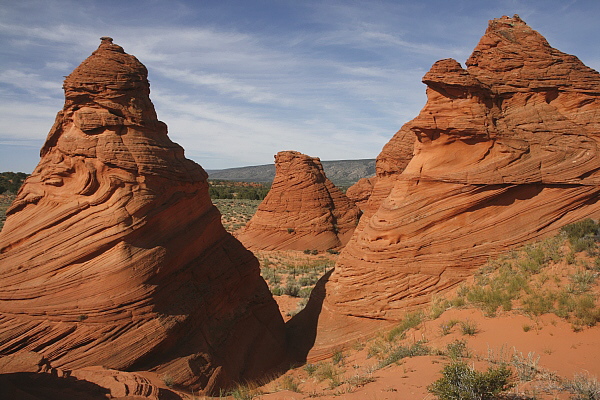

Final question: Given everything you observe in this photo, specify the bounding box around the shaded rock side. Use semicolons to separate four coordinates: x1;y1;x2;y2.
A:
0;351;181;400
325;15;600;320
0;38;285;393
236;151;361;251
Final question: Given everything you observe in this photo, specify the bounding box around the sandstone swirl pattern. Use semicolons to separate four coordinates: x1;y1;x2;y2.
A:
237;151;361;251
325;16;600;320
0;38;285;394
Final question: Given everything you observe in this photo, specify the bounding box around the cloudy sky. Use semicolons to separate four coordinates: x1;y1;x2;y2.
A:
1;0;598;173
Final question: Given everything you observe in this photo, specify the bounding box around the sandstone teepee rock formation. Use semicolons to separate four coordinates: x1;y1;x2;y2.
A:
236;151;361;251
0;38;285;394
324;15;600;320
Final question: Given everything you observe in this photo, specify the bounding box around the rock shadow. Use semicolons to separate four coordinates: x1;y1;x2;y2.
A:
285;268;333;364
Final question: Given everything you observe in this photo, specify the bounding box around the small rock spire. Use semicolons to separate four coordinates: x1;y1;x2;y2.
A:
100;36;113;44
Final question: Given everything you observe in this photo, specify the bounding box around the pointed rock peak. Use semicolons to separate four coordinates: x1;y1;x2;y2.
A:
466;15;600;93
64;37;146;97
237;150;361;251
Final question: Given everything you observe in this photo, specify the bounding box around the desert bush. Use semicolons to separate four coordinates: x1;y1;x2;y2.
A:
304;363;317;376
440;319;460;336
377;340;430;369
281;375;302;393
271;286;283;296
229;382;262;400
387;311;424;341
522;292;555;316
564;372;600;400
561;219;600;240
427;361;513;400
511;350;540;381
298;287;313;298
284;281;301;297
332;348;346;365
430;297;452;319
327;248;339;255
460;319;478;336
446;339;469;360
313;362;342;388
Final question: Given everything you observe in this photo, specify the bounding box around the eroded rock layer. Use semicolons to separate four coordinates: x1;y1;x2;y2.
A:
325;15;600;320
237;151;361;251
0;38;285;394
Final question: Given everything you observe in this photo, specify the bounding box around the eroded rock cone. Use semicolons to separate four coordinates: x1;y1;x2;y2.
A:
0;38;286;394
325;15;600;321
236;151;361;251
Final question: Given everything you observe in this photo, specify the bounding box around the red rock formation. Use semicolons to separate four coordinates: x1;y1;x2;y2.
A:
236;151;361;251
345;176;377;211
324;15;600;321
0;351;181;399
0;38;285;394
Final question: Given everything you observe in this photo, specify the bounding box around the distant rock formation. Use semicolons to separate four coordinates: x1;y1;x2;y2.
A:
0;38;285;394
325;15;600;320
236;151;361;251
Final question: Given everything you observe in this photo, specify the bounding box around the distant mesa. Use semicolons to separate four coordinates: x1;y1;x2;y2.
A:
236;150;362;251
207;158;376;187
323;15;600;323
0;37;286;394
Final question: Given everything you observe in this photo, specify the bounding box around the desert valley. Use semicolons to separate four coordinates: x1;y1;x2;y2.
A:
1;14;600;400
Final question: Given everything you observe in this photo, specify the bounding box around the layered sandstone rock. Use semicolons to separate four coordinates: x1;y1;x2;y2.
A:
0;351;180;400
345;176;377;211
0;38;285;393
325;15;600;320
236;151;361;251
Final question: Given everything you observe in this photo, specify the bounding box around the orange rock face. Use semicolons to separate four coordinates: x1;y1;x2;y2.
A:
236;151;361;251
0;38;285;393
345;176;378;211
325;15;600;320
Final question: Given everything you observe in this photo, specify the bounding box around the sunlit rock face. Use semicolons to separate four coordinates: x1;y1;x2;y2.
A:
325;15;600;320
237;151;362;251
0;37;286;394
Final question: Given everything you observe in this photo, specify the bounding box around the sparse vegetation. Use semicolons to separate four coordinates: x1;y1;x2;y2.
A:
0;194;16;231
459;319;478;336
212;198;261;232
565;372;600;399
440;220;600;330
281;375;302;393
208;179;270;200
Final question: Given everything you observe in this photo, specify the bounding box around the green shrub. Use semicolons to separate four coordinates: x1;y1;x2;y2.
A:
427;361;513;400
561;219;600;240
284;282;301;297
387;311;424;341
377;340;430;369
446;339;469;360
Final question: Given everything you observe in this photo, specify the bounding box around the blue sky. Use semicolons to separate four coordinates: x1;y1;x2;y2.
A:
1;0;598;172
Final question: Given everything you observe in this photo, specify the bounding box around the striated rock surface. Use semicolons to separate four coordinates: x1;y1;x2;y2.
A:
324;15;600;321
236;151;361;251
0;38;285;394
0;351;181;399
345;176;378;211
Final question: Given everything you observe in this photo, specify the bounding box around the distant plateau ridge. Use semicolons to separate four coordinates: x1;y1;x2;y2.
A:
206;158;376;186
